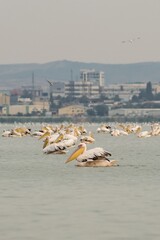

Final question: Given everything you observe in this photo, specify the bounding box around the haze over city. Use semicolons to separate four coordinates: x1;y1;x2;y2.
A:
0;0;160;65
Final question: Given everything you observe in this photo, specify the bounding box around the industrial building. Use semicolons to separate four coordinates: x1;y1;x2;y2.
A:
58;105;85;116
65;69;105;98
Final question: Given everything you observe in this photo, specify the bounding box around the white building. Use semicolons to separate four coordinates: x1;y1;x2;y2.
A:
49;81;65;97
105;83;146;101
109;108;160;117
80;69;105;87
65;69;105;98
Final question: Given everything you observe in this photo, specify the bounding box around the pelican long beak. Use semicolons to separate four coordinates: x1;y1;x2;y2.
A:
74;127;79;137
43;138;49;149
55;134;64;143
39;131;50;140
65;145;85;163
89;131;94;139
136;127;141;133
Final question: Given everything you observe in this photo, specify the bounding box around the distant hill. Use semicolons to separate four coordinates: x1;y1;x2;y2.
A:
0;60;160;88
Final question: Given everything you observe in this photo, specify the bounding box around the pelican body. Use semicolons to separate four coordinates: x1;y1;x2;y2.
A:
76;160;118;167
43;142;67;154
65;143;118;167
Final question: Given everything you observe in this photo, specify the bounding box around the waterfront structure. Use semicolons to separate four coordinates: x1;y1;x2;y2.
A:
105;83;160;101
58;105;85;116
2;102;49;115
109;108;160;117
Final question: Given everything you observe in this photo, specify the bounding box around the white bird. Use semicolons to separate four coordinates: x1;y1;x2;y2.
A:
31;130;44;137
137;131;151;138
65;143;118;167
110;129;121;136
2;130;11;137
121;37;140;44
80;132;95;144
43;142;68;154
110;129;129;136
97;124;111;133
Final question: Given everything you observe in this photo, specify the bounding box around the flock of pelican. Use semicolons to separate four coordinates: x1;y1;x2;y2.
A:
96;123;160;137
1;122;160;167
37;124;117;167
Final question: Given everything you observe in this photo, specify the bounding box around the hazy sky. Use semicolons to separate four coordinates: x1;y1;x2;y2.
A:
0;0;160;64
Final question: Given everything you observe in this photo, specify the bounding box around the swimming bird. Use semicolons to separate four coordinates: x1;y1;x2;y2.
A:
65;143;118;167
137;130;151;138
97;124;111;133
43;132;77;154
43;142;68;154
80;132;95;144
2;130;11;137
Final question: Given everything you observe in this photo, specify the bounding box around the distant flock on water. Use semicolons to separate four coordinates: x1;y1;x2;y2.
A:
1;122;160;167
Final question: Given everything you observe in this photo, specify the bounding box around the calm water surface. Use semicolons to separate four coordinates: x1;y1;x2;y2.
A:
0;123;160;240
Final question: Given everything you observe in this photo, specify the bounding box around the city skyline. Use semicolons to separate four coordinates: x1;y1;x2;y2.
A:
0;0;160;64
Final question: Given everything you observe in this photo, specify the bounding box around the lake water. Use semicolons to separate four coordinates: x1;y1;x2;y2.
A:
0;122;160;240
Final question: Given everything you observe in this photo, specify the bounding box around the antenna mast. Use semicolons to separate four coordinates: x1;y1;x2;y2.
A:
32;72;35;102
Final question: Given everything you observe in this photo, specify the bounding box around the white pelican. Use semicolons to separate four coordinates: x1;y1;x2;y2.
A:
43;142;68;154
65;143;118;167
2;130;11;137
110;129;128;136
97;124;111;133
80;132;95;144
151;124;160;136
42;133;60;149
78;126;87;135
14;127;31;136
43;132;77;154
31;130;44;137
137;131;151;138
9;129;22;137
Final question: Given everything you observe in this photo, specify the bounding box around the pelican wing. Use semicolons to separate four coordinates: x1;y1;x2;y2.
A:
43;142;67;154
77;147;111;162
63;139;76;148
39;131;50;140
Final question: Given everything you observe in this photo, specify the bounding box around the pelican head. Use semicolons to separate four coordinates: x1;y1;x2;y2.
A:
65;143;86;163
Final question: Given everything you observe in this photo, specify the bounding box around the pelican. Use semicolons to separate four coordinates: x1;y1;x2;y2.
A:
137;131;151;138
78;126;87;135
151;124;160;136
42;133;60;149
43;133;77;154
43;142;68;154
96;124;111;133
110;129;128;136
14;127;31;136
80;132;95;144
2;130;11;137
31;130;44;137
65;143;118;167
9;129;22;137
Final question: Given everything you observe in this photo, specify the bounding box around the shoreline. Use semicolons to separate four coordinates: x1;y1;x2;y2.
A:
0;116;160;123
